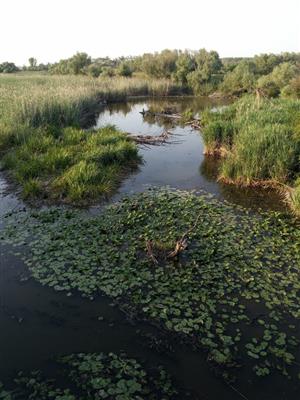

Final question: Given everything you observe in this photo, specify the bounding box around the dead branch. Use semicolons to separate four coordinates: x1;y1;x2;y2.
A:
146;240;159;265
140;108;181;120
167;212;202;259
185;119;202;130
129;129;173;145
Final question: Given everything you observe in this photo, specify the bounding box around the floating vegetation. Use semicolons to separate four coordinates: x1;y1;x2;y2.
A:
1;189;300;382
0;352;178;399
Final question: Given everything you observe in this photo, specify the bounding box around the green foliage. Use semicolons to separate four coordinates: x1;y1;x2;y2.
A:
257;62;298;97
50;52;91;75
173;52;195;85
140;49;178;79
2;189;300;381
287;75;300;98
28;57;37;68
202;96;300;212
186;49;222;94
5;353;176;399
0;382;12;400
291;180;300;216
117;61;133;77
201;107;236;154
84;63;102;78
0;62;19;73
221;61;256;95
2;125;140;203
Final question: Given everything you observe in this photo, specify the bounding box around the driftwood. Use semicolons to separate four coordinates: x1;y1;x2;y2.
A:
185;119;202;130
129;129;172;145
140;108;202;130
146;240;159;265
140;108;181;120
167;212;201;259
145;213;202;265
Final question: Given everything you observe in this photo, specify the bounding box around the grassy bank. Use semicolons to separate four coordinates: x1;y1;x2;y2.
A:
0;74;183;201
201;96;300;213
2;190;300;383
2;125;140;203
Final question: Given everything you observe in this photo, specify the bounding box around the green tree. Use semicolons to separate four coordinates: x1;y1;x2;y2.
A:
0;62;19;73
69;52;91;75
28;57;37;69
257;62;298;97
221;60;256;95
117;61;132;77
173;52;195;85
186;49;222;94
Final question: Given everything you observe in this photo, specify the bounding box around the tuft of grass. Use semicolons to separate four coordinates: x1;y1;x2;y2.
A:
290;180;300;216
2;125;140;203
22;179;43;199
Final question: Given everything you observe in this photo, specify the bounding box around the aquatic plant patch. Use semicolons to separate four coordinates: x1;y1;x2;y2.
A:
0;352;178;399
1;189;300;381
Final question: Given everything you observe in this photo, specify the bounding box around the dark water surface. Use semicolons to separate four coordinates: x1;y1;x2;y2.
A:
0;98;295;399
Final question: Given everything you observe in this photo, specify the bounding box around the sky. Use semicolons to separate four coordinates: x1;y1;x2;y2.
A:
0;0;299;66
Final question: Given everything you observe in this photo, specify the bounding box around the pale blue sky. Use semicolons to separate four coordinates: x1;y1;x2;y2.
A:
0;0;299;65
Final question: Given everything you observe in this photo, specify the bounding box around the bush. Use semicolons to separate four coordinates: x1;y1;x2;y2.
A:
221;61;256;95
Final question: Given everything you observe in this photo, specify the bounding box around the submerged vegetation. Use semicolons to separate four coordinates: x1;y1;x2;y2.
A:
0;352;179;399
202;95;300;213
2;189;300;383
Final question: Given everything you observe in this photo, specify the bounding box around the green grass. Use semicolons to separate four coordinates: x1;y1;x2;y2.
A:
202;96;300;211
0;74;182;140
2;125;140;203
0;74;183;202
290;179;300;216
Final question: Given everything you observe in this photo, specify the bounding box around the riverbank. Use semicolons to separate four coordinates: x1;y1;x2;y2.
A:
0;75;186;202
201;95;300;214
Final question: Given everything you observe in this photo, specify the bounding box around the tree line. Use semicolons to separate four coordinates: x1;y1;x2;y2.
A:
1;49;299;97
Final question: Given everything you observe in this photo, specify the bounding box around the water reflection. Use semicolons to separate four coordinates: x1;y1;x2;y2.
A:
96;98;288;213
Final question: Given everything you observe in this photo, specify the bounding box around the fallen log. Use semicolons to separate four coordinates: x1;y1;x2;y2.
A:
140;109;181;119
129;129;173;145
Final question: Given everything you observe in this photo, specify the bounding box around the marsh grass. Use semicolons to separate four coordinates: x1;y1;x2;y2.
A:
290;180;300;216
202;96;300;211
0;74;182;202
0;74;182;140
2;125;140;203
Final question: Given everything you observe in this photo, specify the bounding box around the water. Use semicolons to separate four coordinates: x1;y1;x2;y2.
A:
95;98;287;213
0;97;294;399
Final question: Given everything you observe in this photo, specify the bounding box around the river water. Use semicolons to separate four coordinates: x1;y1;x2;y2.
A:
0;97;294;399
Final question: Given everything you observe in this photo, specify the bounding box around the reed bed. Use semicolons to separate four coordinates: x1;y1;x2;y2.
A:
202;95;300;213
0;74;181;201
